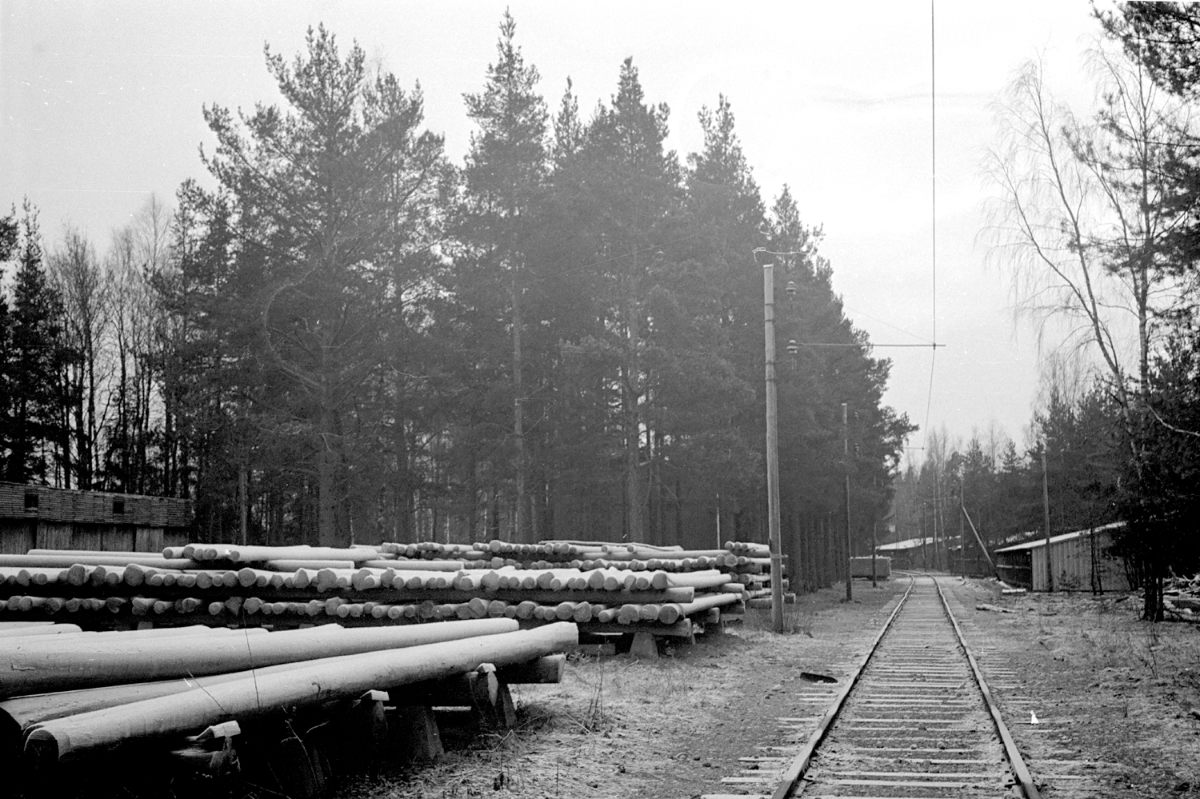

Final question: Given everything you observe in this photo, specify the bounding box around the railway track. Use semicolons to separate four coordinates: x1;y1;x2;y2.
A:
705;575;1041;799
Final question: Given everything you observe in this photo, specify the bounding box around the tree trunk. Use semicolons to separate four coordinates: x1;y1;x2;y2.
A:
71;368;86;489
318;400;340;548
85;331;97;490
624;272;643;543
511;259;527;544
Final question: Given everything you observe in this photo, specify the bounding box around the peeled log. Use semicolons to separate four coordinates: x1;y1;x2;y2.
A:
262;558;361;572
25;622;578;764
365;559;464;572
656;592;742;624
0;618;518;698
0;554;197;569
181;544;379;564
4;626;265;653
662;570;730;590
0;623;81;638
0;658;313;736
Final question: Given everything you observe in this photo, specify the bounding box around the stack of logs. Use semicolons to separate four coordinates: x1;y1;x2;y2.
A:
0;541;786;795
0;618;575;796
1164;573;1200;622
0;539;775;647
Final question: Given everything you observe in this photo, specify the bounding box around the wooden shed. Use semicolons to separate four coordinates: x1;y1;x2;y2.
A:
994;522;1129;592
0;482;193;554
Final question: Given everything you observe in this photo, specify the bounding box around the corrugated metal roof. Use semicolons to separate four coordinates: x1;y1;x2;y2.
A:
994;521;1125;553
875;537;934;552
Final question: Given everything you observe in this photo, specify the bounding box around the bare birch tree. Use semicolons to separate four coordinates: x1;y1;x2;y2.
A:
987;50;1197;618
986;53;1193;422
48;227;111;490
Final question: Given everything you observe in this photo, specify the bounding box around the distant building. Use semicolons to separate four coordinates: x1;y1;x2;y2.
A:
874;537;935;571
0;482;192;554
994;522;1129;592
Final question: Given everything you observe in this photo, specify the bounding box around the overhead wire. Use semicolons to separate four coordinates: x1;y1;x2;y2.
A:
923;0;939;454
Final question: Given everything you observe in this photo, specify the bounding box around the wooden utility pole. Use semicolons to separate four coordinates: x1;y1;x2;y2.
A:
763;263;785;633
1041;446;1053;592
238;466;248;546
870;519;878;588
958;484;966;577
933;474;942;571
920;503;928;569
842;402;852;601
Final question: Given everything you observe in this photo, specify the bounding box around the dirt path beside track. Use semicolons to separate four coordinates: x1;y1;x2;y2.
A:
339;576;1200;798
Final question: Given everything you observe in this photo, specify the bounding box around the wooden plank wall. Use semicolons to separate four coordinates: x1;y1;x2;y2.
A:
36;522;75;550
0;482;191;527
135;527;165;553
0;520;36;555
1030;530;1130;592
1;483;193;554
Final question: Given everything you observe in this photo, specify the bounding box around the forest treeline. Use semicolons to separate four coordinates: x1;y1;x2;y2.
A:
0;16;913;554
894;3;1200;618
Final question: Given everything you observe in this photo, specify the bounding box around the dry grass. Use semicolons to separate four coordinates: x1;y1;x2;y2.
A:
948;580;1200;798
335;582;905;799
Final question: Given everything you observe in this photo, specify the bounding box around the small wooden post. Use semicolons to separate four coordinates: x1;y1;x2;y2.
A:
842;402;852;601
493;683;518;729
1041;445;1053;592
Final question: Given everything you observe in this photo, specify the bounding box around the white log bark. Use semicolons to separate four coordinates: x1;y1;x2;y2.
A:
0;618;518;697
24;622;577;763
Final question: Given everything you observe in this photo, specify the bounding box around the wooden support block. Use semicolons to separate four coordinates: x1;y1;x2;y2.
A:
465;668;499;714
491;683;517;730
391;705;443;762
390;670;495;710
170;720;241;777
496;653;566;684
629;631;659;659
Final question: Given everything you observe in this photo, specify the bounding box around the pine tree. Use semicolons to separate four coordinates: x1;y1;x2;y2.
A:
551;78;583;171
5;206;69;484
767;188;914;553
571;58;683;542
195;26;447;546
0;211;17;475
457;11;550;542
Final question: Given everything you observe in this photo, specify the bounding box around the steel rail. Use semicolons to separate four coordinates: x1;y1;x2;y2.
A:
765;576;1041;799
932;577;1042;799
767;577;915;799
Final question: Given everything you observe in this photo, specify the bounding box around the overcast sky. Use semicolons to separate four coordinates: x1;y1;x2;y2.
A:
0;0;1112;464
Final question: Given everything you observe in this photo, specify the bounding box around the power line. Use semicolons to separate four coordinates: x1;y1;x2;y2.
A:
923;0;939;454
792;342;945;349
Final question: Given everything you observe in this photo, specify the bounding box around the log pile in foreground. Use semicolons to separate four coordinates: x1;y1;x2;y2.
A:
0;539;782;795
0;618;575;797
